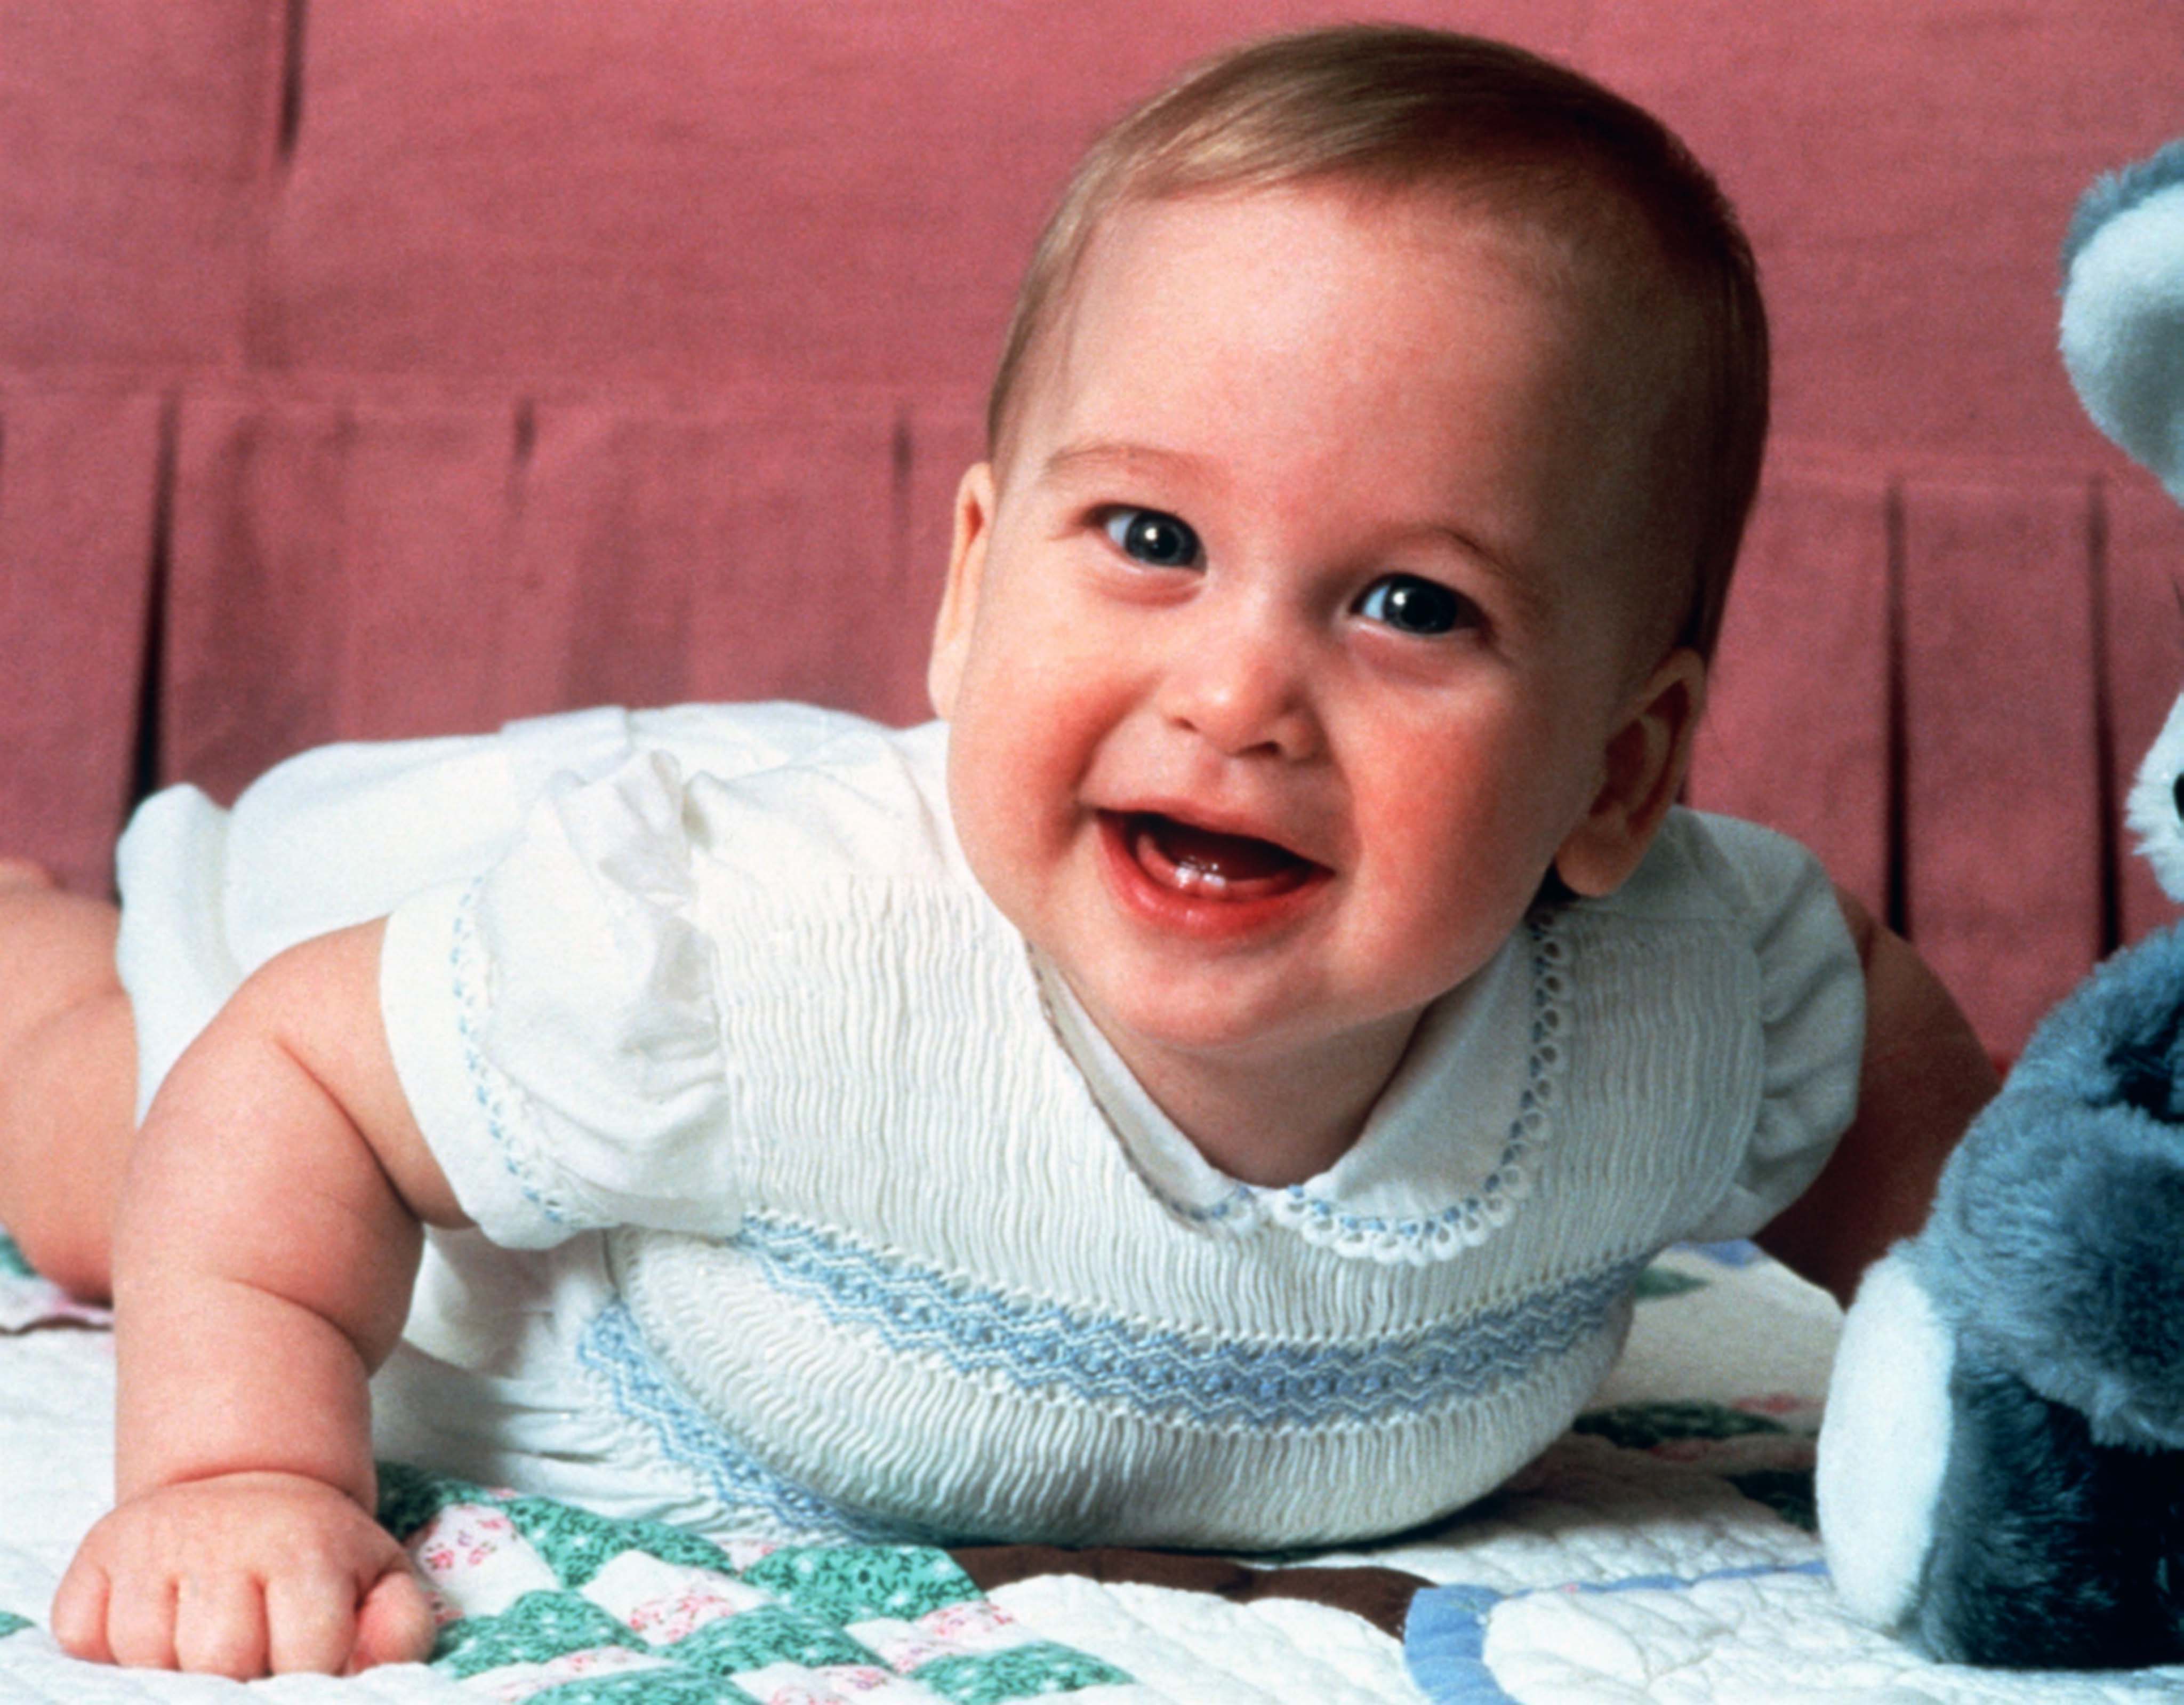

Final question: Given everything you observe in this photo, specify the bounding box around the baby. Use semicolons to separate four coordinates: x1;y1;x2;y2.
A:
0;23;1997;1680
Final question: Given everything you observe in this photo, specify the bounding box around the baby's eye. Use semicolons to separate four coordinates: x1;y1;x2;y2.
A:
1103;508;1201;568
1354;574;1474;637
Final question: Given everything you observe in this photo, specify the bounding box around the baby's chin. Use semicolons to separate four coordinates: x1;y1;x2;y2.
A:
1063;945;1445;1081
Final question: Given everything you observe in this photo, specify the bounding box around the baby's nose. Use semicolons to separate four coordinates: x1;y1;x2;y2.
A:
1155;617;1322;761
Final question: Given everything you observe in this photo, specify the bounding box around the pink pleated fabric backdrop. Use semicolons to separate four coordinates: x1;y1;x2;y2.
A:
3;0;2180;1054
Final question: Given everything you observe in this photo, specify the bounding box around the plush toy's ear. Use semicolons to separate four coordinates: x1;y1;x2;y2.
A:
2065;143;2184;899
2060;140;2184;502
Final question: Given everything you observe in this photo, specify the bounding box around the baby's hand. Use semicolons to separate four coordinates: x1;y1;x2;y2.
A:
52;1471;436;1677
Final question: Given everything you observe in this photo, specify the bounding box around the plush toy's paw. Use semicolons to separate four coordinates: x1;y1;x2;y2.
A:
1817;1250;1956;1631
1820;1248;2184;1669
1917;980;2184;1452
2061;140;2184;502
1913;1360;2184;1669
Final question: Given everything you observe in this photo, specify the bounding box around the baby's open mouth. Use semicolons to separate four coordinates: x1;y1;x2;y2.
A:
1115;811;1327;899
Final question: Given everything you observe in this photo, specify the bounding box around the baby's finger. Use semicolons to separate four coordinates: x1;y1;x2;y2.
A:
48;1557;114;1664
172;1573;269;1679
350;1565;437;1672
101;1571;179;1672
262;1568;360;1676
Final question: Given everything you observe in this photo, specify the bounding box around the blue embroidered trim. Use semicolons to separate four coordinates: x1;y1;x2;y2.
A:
1262;913;1572;1262
576;1299;919;1544
449;877;573;1227
1167;1185;1258;1226
737;1212;1645;1428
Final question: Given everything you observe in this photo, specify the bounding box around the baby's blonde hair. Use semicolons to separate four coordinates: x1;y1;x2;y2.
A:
985;24;1768;660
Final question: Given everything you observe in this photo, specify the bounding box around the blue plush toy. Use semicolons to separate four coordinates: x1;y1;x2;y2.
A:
1816;141;2184;1670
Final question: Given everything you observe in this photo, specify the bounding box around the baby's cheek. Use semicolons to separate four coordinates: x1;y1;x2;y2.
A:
944;725;1072;925
1352;799;1544;986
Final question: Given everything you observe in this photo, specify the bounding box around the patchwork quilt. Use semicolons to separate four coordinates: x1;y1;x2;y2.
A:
3;1234;2179;1703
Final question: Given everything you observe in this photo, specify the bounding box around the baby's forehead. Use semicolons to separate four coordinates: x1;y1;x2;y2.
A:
1055;179;1673;389
1013;179;1695;617
1005;189;1668;519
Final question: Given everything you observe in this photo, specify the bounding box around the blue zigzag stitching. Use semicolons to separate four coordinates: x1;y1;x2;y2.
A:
576;1300;924;1544
737;1212;1648;1429
450;876;572;1228
1264;912;1571;1258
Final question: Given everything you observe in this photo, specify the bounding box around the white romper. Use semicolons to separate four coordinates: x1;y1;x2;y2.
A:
114;702;1864;1550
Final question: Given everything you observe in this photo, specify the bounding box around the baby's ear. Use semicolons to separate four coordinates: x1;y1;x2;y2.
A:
926;462;997;721
1554;648;1707;898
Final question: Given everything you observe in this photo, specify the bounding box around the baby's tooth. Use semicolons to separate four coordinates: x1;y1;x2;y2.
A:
1128;815;1243;898
1173;863;1227;895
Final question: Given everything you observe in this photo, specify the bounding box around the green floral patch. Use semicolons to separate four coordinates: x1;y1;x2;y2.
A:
740;1543;981;1622
376;1459;496;1541
1728;1468;1818;1532
916;1640;1133;1703
1632;1264;1709;1300
532;1671;756;1705
1574;1402;1788;1451
1570;1403;1818;1531
0;1233;36;1280
437;1591;643;1680
670;1603;872;1676
504;1496;732;1589
371;1466;1127;1699
0;1612;30;1640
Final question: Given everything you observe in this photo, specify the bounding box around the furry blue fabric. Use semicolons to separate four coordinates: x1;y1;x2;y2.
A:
1914;924;2184;1454
1884;925;2184;1667
2059;143;2184;502
1913;1360;2184;1668
1826;133;2184;1675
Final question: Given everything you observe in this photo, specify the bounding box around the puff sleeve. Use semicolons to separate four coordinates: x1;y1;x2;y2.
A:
1682;814;1867;1244
379;750;738;1248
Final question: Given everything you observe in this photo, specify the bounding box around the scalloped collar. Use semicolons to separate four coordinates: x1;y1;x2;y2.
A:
1032;911;1572;1266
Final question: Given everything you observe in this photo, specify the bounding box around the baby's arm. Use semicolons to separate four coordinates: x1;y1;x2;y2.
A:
1755;887;2000;1304
51;920;464;1678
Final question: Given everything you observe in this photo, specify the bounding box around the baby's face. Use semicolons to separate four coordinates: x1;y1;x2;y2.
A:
930;183;1692;1101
